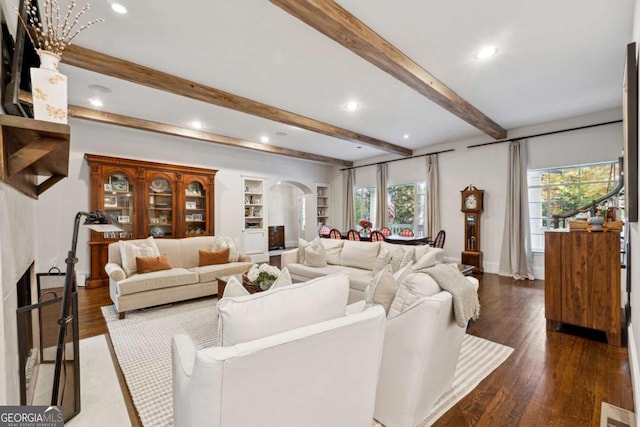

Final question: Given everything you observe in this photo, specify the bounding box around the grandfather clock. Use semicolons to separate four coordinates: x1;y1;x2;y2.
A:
461;185;484;273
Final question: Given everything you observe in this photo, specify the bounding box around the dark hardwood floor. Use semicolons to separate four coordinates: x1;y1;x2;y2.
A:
77;263;634;426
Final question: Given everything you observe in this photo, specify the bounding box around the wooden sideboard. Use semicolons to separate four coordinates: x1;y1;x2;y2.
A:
544;230;621;346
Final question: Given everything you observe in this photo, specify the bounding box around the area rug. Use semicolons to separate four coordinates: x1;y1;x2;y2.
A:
102;299;513;427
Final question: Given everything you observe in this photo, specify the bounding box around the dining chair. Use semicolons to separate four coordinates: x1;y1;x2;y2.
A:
379;227;392;237
399;228;415;237
347;229;361;241
329;228;342;239
433;230;446;248
318;225;330;236
370;230;385;242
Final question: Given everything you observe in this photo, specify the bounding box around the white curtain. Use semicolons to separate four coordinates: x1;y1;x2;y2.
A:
343;169;355;231
425;154;440;238
499;139;535;280
376;164;388;229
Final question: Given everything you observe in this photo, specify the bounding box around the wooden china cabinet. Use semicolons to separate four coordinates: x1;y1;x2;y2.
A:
85;154;218;288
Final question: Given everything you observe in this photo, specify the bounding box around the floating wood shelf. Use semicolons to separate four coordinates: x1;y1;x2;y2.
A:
0;115;70;198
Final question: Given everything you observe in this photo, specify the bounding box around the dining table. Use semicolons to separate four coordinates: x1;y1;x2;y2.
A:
321;233;430;246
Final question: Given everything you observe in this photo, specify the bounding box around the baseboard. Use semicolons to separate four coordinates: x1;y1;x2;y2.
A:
629;323;640;427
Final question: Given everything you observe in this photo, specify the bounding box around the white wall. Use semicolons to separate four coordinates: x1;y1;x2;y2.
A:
35;119;334;276
0;182;37;404
332;108;622;278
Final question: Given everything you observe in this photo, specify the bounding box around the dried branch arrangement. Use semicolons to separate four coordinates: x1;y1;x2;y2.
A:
16;0;104;56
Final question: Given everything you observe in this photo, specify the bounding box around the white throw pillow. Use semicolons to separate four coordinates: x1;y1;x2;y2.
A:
320;238;344;265
212;236;239;262
340;240;380;270
222;276;250;298
388;272;441;318
372;248;392;275
413;250;439;271
393;260;414;284
119;237;160;277
389;246;413;273
305;244;327;267
217;273;349;346
271;267;293;289
298;238;311;264
365;265;398;314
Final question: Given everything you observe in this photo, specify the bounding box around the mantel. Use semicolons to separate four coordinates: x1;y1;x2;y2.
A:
0;115;70;198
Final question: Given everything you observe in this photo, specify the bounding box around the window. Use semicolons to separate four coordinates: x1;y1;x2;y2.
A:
354;187;376;229
528;161;620;251
388;183;426;235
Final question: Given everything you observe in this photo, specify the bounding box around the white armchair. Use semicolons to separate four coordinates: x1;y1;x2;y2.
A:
373;276;476;427
172;304;386;427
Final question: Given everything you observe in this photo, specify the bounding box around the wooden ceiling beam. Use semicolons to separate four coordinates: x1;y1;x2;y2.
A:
269;0;507;140
61;45;411;157
18;91;353;167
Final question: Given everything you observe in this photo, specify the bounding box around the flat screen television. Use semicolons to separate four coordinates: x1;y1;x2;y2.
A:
1;0;39;117
623;42;638;222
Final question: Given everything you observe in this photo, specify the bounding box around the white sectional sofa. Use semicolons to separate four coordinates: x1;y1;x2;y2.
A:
281;238;445;303
105;236;252;318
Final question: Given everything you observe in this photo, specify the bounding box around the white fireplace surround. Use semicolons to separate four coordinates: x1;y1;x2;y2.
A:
0;182;38;404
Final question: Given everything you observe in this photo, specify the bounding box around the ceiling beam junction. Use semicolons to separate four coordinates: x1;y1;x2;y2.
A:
61;45;412;157
269;0;507;140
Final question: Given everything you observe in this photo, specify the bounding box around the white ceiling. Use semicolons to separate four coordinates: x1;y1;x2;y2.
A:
57;0;634;163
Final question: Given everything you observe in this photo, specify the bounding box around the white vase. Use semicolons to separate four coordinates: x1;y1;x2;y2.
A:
30;50;68;124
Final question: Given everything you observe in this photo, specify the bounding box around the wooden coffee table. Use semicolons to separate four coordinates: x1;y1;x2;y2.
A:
217;274;263;297
457;264;475;276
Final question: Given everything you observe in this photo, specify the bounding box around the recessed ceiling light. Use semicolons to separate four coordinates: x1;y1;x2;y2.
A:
89;97;103;107
260;135;270;143
190;120;203;129
476;45;497;60
344;101;360;112
403;133;410;140
88;84;111;94
111;3;128;14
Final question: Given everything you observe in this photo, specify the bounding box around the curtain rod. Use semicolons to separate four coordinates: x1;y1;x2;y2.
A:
339;148;455;171
467;119;622;149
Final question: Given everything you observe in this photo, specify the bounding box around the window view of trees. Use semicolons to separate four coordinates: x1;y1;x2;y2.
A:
354;187;375;227
528;161;620;250
354;183;426;234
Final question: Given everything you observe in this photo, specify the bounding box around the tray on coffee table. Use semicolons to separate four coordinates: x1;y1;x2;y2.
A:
217;274;263;297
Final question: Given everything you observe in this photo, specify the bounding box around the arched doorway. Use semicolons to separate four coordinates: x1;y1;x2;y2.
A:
268;181;313;250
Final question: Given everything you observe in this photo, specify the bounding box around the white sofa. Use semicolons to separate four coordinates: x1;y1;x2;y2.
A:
372;273;469;427
105;236;252;318
281;238;443;302
172;274;386;427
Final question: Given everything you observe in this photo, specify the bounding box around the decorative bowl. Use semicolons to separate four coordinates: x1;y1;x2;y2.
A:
588;216;604;229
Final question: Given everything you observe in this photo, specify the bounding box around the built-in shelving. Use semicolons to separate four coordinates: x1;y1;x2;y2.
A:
316;183;330;228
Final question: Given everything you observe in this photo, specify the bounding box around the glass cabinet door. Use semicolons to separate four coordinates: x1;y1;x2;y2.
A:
148;176;174;237
103;173;134;239
185;181;206;236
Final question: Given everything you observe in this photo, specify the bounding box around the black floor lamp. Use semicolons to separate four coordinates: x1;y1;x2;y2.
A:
51;211;122;407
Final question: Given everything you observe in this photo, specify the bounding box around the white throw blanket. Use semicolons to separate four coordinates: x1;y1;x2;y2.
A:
425;264;480;327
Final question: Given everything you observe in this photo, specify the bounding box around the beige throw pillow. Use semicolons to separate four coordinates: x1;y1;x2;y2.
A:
372;248;392;275
304;238;327;267
365;265;398;314
119;237;161;276
389;247;413;273
298;238;310;264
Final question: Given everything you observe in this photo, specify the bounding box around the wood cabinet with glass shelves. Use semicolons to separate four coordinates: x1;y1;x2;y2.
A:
85;154;218;288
